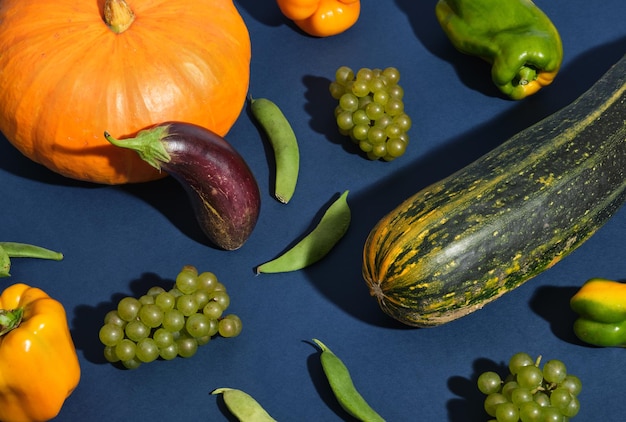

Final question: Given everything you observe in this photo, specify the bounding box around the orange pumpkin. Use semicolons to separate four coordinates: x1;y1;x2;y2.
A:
0;0;251;184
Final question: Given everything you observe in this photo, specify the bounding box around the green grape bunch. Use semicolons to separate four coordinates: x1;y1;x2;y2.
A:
98;265;243;369
477;352;582;422
329;66;412;161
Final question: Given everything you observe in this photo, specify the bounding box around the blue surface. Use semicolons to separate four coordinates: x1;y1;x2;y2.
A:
1;1;625;421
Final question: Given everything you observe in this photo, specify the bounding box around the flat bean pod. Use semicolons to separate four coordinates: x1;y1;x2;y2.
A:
0;242;63;277
256;190;350;274
312;339;385;422
211;388;277;422
250;97;300;204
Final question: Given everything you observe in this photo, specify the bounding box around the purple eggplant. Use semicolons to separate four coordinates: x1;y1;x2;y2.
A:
105;122;260;250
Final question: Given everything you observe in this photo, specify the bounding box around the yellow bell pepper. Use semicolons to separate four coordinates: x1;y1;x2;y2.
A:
0;283;80;422
276;0;360;37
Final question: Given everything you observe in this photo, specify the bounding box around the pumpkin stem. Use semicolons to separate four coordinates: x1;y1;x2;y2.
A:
104;0;136;34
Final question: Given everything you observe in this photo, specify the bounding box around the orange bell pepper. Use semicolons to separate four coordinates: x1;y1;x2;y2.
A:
276;0;360;37
0;283;80;422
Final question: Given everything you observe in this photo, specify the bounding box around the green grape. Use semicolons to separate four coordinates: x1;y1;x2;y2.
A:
355;67;373;81
208;318;220;337
176;294;199;316
374;114;393;129
162;308;186;332
373;90;389;106
103;346;120;363
543;360;567;384
370;143;387;158
136;338;160;363
540;406;563;422
196;335;211;346
386;138;407;158
352;109;370;126
510;387;533;405
122;357;142;370
509;352;535;375
335;66;354;85
351;124;370;141
484;393;508;417
559;375;582;396
351;80;370;97
186;313;212;338
99;323;124;347
367;126;386;144
358;95;373;110
193;289;212;309
329;81;345;99
384;123;402;139
533;391;551;407
213;282;227;292
176;336;198;358
168;287;183;298
218;315;243;338
159;343;178;361
382;67;400;85
203;301;224;320
385;98;404;116
336;110;355;131
495;402;519;422
477;371;502;395
549;387;572;411
519;401;542;422
562;395;580;418
393;113;412;131
359;140;373;153
501;381;519;401
517;365;543;389
388;84;404;99
175;267;198;294
197;271;219;292
209;291;230;310
155;292;176;311
103;310;126;327
138;294;155;305
368;77;386;93
153;328;174;349
147;286;166;296
125;320;150;342
339;93;359;112
365;102;385;120
138;303;164;328
117;297;141;321
115;339;136;361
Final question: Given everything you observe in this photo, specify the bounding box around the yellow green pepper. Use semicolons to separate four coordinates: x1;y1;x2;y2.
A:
0;283;80;422
570;278;626;347
276;0;360;37
435;0;563;100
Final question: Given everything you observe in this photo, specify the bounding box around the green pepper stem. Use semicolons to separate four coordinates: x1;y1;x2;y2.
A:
515;66;538;87
104;126;172;171
0;308;23;337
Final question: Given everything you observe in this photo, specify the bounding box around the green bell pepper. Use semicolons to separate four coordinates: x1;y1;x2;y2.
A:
435;0;563;100
570;278;626;347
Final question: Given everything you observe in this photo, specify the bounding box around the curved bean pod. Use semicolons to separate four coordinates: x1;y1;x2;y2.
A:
312;339;385;422
0;242;63;277
256;190;350;274
211;388;277;422
250;97;300;204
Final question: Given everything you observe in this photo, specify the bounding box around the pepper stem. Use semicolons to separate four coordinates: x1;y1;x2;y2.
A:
104;126;172;171
515;66;538;87
104;0;136;34
0;308;23;337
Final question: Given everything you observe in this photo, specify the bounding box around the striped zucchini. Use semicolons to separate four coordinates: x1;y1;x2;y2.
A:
363;54;626;327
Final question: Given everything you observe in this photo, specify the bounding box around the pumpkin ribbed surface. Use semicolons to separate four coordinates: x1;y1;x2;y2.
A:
363;55;626;327
0;0;251;184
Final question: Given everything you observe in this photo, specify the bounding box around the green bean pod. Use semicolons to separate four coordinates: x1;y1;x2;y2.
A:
0;242;63;277
256;190;350;274
250;97;300;204
312;339;385;422
211;388;277;422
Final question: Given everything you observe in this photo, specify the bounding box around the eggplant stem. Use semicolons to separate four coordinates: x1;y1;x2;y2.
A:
104;126;172;170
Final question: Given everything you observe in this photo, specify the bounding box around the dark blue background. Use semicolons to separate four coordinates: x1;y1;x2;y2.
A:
1;1;625;420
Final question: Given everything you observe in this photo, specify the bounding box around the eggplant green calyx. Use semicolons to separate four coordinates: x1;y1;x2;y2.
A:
104;126;171;171
0;308;23;336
